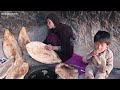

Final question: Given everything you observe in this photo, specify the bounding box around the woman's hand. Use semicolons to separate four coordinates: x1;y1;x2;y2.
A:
45;44;54;51
45;44;61;51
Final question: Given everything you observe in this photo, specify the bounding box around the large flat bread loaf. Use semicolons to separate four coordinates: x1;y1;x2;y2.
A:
18;27;31;54
5;57;29;79
26;41;61;64
55;63;79;79
3;29;22;59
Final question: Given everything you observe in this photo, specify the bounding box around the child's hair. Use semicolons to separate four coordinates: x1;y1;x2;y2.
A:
94;30;111;45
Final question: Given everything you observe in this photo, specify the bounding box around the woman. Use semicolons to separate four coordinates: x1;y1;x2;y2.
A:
44;13;87;76
43;13;74;62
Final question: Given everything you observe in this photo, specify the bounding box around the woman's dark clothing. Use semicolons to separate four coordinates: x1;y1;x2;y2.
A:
44;13;74;62
43;24;74;62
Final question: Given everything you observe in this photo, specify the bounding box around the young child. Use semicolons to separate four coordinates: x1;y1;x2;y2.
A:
83;30;113;79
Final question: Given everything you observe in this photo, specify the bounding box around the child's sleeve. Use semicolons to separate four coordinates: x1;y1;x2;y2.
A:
106;50;113;75
82;50;93;63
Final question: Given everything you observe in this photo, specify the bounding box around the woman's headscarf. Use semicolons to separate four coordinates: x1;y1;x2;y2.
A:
46;13;61;27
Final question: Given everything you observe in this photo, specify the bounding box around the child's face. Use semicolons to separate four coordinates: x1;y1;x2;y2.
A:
94;42;108;53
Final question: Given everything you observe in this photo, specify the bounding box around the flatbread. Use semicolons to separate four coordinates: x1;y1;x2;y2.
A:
18;27;31;55
3;29;22;59
26;41;61;64
5;57;29;79
55;63;79;79
3;29;29;79
0;56;14;79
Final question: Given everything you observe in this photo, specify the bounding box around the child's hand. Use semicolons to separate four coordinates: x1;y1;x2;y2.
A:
86;50;100;62
91;50;100;56
99;66;106;73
